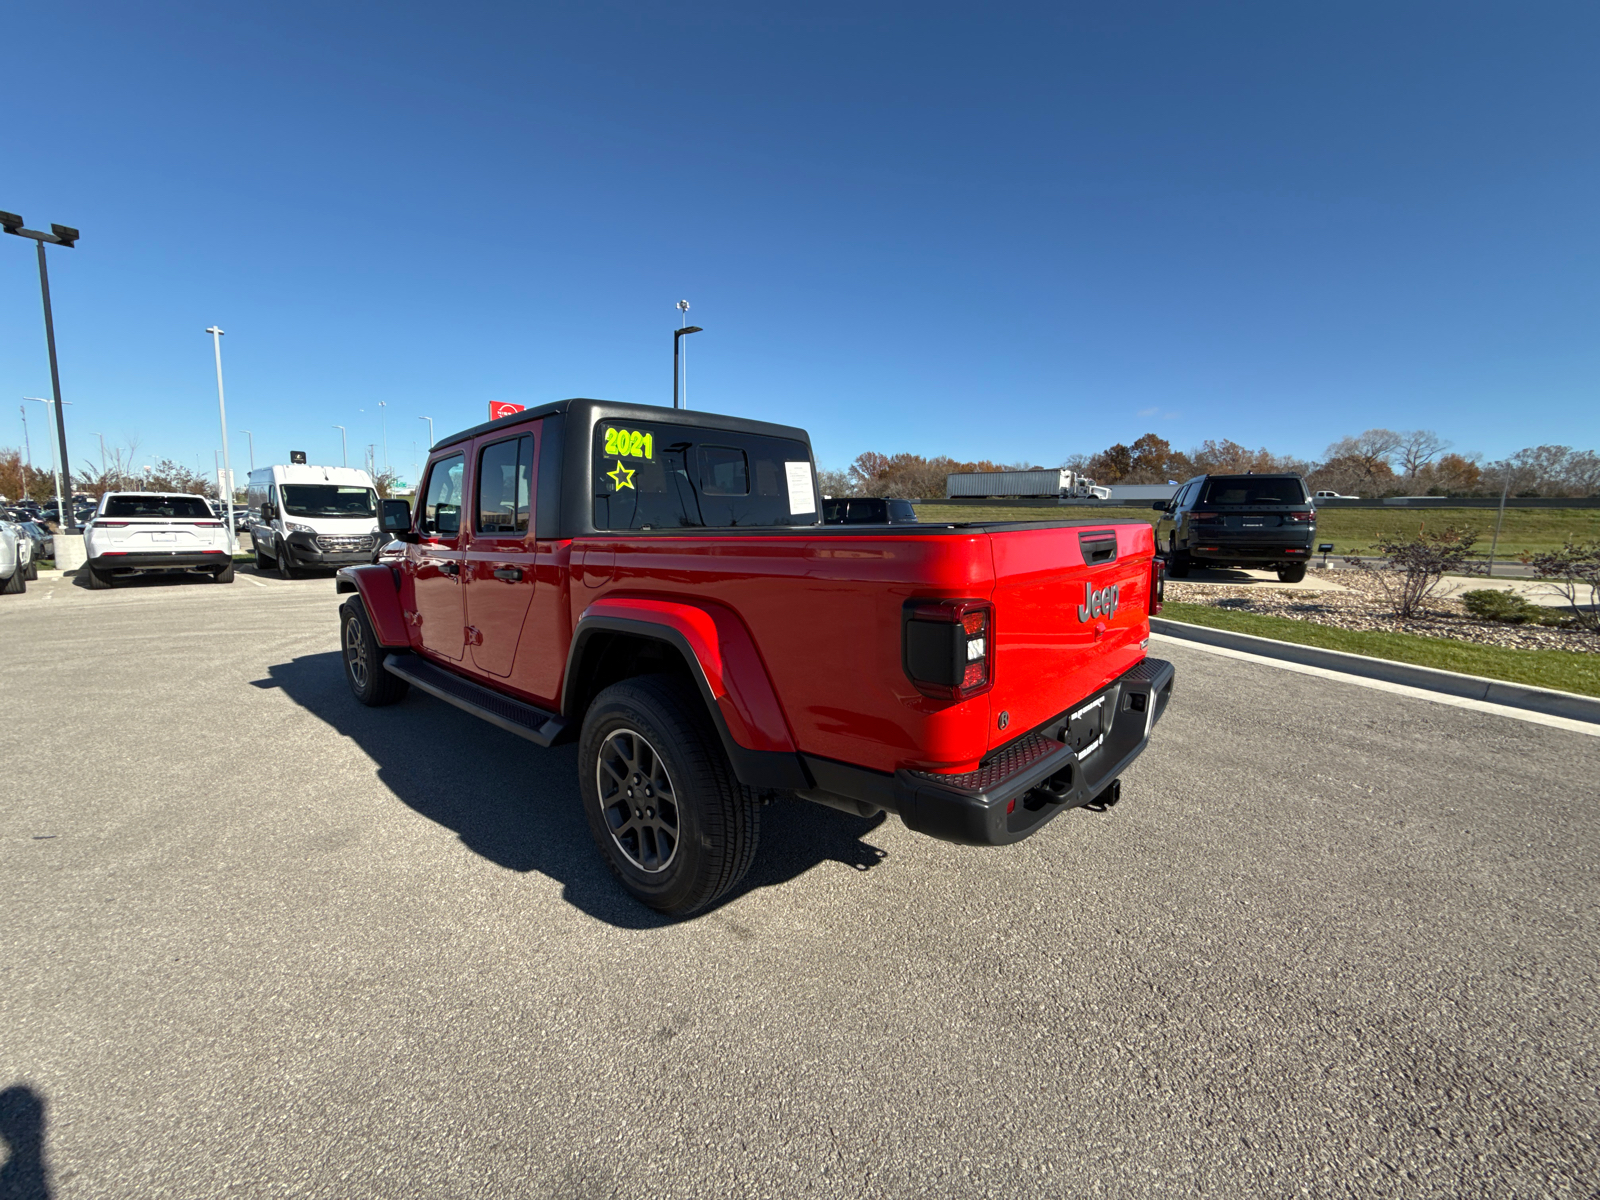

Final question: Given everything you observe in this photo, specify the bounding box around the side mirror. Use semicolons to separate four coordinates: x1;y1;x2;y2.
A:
380;498;414;536
262;502;274;520
1152;501;1171;512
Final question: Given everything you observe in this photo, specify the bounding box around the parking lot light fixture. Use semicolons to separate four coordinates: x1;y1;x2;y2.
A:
4;211;80;532
333;425;347;467
419;415;434;449
240;430;255;472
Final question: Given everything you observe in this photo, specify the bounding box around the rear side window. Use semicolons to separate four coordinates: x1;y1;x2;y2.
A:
593;422;818;530
1198;477;1308;506
887;500;918;523
476;435;534;534
422;454;465;535
102;495;212;519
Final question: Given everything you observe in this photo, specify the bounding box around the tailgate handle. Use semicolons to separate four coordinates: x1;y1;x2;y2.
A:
493;567;523;581
1078;532;1118;564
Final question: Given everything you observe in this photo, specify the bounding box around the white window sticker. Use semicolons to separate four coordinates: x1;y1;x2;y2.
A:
784;461;816;515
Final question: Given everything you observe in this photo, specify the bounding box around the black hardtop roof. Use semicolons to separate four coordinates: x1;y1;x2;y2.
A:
430;398;812;454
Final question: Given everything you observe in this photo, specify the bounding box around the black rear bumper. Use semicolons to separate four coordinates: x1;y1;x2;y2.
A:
90;550;230;571
798;657;1176;846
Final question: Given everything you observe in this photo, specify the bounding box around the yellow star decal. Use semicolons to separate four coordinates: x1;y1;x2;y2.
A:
607;459;636;490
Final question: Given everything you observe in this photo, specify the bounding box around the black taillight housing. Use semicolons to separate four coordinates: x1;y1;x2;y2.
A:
902;599;994;701
1150;556;1165;615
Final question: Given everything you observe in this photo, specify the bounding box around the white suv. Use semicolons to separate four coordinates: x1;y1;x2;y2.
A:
83;492;235;589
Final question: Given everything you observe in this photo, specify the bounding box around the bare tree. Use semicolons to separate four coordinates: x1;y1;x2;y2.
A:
1323;429;1403;489
1397;430;1449;479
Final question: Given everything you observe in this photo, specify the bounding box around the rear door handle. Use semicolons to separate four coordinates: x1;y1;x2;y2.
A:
493;568;523;581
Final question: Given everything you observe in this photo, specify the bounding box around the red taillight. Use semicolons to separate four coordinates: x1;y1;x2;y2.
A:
1189;513;1221;525
1285;511;1315;524
95;521;129;528
1149;557;1165;616
903;599;994;701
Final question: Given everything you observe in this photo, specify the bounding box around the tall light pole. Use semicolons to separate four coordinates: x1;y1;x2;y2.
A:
18;404;33;502
206;327;237;550
333;425;347;467
418;415;434;450
240;430;255;472
3;211;80;532
95;432;108;482
672;305;704;412
378;401;389;472
25;397;67;524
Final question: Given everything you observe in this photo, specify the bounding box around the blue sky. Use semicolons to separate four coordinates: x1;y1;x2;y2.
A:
2;2;1595;486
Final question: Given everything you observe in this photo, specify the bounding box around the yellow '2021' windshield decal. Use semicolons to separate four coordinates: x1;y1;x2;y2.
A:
603;428;653;459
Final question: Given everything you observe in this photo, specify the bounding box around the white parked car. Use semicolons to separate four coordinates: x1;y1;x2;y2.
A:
0;523;25;594
1313;490;1358;501
82;492;235;589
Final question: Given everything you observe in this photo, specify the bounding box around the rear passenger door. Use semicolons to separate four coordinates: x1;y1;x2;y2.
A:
411;453;467;661
463;427;539;678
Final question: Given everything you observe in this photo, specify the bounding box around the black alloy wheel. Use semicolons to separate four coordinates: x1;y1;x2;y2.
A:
595;727;681;874
578;674;760;918
339;598;409;706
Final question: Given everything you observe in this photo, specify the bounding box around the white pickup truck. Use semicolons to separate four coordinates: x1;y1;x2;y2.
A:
83;492;235;589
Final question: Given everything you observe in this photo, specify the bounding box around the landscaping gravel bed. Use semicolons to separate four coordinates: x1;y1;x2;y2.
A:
1166;569;1600;653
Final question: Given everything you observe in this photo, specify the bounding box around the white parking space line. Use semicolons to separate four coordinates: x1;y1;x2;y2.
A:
242;575;268;588
1150;631;1600;738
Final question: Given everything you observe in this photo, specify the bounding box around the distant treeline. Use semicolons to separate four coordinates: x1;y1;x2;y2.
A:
823;430;1600;500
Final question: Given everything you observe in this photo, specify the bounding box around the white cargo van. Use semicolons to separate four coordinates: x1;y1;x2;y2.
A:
247;465;381;577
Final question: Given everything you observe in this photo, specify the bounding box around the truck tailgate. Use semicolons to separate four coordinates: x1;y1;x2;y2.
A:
985;522;1154;753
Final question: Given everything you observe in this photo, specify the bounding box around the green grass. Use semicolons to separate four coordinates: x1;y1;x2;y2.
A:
1160;601;1600;697
914;504;1600;561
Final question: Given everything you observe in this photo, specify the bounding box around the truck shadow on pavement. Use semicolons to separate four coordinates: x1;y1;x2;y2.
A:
0;1084;51;1200
260;653;890;929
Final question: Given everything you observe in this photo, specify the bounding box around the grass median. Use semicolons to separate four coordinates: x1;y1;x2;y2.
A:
1159;600;1600;698
914;504;1599;561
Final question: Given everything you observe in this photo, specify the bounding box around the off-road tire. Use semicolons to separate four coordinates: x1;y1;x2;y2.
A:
579;674;760;918
1277;563;1307;583
1166;551;1191;579
86;565;112;590
215;560;236;583
1;565;24;594
340;598;409;707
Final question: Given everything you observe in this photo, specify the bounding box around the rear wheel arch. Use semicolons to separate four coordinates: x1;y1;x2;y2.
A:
562;618;809;792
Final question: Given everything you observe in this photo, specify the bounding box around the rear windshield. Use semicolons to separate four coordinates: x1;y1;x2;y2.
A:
281;485;378;518
1198;477;1308;506
593;422;818;530
102;495;213;519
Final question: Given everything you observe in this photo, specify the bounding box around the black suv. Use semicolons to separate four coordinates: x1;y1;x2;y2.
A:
1153;474;1315;582
822;497;919;525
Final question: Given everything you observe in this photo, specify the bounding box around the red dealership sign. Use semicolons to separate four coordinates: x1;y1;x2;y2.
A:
489;401;526;420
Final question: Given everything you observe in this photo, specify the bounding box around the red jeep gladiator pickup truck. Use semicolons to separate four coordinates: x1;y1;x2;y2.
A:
336;399;1173;916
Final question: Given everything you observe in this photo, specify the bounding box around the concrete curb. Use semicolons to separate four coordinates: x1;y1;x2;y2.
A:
1150;617;1600;725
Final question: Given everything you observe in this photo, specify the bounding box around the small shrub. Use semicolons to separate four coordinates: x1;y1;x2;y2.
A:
1461;590;1540;624
1346;525;1480;619
1523;540;1600;633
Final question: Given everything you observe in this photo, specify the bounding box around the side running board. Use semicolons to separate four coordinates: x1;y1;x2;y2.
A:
383;653;568;747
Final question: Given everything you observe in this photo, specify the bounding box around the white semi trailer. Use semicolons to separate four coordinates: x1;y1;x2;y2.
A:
945;468;1109;500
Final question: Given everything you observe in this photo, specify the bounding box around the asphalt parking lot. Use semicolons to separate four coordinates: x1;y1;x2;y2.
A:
3;569;1598;1198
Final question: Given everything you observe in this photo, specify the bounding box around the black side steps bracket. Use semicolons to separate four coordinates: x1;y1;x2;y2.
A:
383;653;568;747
